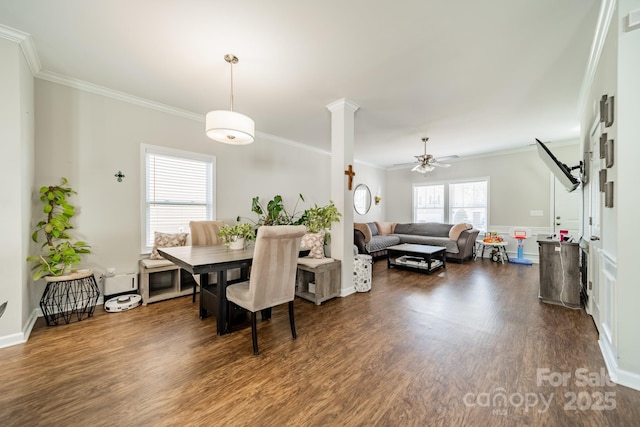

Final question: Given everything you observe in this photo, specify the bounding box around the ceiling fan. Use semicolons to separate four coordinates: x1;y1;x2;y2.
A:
410;137;454;173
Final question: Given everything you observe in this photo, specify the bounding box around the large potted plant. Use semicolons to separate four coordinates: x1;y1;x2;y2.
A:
242;194;305;226
217;223;256;250
27;178;91;280
297;201;342;258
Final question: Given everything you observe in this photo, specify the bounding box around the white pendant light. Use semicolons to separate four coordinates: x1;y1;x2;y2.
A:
206;54;255;145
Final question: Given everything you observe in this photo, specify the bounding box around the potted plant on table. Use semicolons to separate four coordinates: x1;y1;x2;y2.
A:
297;201;342;258
217;223;256;250
26;177;91;281
242;194;305;226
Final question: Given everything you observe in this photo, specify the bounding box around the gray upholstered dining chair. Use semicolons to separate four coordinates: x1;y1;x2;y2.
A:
226;225;306;355
189;220;225;302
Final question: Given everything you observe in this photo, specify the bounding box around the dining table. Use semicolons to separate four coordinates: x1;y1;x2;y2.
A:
158;244;254;335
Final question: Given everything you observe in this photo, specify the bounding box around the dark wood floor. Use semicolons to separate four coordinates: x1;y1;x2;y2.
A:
2;259;640;426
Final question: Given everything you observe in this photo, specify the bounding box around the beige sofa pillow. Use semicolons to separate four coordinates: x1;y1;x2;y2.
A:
354;223;372;243
150;232;188;259
374;221;396;235
301;231;326;259
449;223;472;240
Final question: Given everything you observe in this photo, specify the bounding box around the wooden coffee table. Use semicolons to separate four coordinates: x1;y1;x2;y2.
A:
387;243;446;275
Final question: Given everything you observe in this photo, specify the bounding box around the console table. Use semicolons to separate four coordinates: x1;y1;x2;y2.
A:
537;235;581;308
40;270;100;326
296;258;341;305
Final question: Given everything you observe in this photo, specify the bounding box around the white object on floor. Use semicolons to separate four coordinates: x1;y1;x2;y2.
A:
104;294;142;312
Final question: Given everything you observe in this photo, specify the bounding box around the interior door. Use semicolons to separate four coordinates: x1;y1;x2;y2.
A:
552;179;580;238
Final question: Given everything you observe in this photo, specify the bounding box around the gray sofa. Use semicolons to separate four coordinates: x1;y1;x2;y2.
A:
354;222;480;263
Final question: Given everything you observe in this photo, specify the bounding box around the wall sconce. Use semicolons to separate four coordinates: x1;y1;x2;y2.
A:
375;195;382;205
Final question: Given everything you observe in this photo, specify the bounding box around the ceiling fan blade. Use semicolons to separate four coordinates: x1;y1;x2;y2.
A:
432;162;451;167
435;155;459;162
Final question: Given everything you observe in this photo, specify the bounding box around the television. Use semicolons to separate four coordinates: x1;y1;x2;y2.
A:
535;138;581;192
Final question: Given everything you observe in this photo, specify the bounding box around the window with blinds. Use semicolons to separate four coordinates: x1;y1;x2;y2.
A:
142;145;215;249
413;178;488;231
449;180;488;232
413;184;445;223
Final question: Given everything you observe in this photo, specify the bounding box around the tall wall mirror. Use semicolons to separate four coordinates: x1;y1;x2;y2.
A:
354;184;372;215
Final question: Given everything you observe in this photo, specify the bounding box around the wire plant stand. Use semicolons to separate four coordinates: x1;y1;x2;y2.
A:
40;270;100;326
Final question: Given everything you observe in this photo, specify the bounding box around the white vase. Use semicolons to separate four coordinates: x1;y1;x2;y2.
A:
229;237;245;250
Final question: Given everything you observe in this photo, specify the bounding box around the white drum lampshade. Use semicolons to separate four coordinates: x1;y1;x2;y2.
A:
205;110;255;145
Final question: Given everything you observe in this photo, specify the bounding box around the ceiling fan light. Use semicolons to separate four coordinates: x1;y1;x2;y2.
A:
412;163;434;173
205;110;255;145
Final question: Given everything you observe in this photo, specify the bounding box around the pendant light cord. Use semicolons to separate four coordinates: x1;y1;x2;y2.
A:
224;54;239;112
229;59;234;112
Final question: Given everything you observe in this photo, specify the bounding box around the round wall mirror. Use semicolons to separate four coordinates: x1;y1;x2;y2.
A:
354;184;372;215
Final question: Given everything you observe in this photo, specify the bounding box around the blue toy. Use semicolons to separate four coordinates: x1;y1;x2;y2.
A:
509;231;533;265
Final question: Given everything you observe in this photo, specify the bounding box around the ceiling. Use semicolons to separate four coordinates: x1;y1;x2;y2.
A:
0;0;600;168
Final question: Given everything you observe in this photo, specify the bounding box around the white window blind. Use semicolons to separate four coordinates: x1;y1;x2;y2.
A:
413;184;445;223
449;180;487;232
143;146;215;248
413;178;488;231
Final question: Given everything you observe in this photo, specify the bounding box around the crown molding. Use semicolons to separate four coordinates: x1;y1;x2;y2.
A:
35;69;371;163
256;131;330;156
355;158;385;170
577;0;616;117
325;97;360;113
0;24;42;75
385;138;580;171
255;132;383;168
36;70;204;122
0;25;370;166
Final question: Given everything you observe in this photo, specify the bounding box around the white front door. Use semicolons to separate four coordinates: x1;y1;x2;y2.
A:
552;178;581;238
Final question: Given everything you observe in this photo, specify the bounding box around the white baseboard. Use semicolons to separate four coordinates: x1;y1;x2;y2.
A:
0;331;26;349
0;308;39;349
599;337;640;392
599;336;618;382
340;286;356;298
615;368;640;392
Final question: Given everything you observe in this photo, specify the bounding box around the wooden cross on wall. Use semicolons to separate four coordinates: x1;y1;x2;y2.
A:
344;164;355;190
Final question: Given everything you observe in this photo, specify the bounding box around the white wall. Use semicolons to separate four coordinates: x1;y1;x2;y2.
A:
578;0;640;390
351;161;386;223
0;37;34;344
385;142;581;258
32;79;333;306
615;0;640;380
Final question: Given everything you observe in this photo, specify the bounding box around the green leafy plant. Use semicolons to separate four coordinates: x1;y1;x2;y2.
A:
217;223;256;246
297;201;342;243
238;194;305;226
27;178;91;280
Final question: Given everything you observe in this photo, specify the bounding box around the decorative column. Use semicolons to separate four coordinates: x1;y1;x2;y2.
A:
326;98;359;295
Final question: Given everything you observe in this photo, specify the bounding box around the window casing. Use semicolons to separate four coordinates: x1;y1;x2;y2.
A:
413;178;489;232
141;144;215;251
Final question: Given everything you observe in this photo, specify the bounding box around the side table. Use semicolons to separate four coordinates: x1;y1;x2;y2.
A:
295;258;341;305
40;270;100;325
